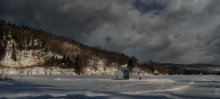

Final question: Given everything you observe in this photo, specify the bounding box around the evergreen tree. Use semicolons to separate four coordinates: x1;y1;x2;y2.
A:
127;56;137;73
74;54;82;75
11;44;17;61
0;20;5;25
127;59;134;72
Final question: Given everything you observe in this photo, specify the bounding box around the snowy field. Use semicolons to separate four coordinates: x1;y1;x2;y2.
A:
1;75;220;99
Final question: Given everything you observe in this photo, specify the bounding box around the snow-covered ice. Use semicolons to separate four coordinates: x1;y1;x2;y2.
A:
1;75;220;99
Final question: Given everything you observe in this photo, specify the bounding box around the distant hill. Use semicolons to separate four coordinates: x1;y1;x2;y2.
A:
140;61;220;75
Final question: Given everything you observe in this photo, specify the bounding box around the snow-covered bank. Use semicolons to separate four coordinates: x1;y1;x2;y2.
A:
0;67;76;75
1;75;220;99
0;66;149;76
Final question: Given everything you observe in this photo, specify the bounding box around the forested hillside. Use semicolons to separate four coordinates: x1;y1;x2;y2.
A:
0;20;138;75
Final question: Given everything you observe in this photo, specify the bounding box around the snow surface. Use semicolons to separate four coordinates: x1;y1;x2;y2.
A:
1;75;220;99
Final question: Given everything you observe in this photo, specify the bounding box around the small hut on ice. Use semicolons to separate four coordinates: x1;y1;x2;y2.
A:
115;67;129;80
153;70;159;75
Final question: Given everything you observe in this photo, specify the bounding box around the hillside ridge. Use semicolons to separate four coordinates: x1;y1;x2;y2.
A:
0;20;138;75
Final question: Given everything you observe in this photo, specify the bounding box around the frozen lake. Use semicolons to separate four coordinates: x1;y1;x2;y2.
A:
1;75;220;99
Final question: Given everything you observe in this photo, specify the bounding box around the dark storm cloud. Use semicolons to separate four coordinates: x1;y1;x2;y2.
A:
1;0;220;64
0;0;127;40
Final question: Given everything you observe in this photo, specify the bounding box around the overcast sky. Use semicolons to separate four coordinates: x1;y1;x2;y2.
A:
1;0;220;64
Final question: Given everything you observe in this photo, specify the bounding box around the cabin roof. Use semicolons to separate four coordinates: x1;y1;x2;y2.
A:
118;67;129;72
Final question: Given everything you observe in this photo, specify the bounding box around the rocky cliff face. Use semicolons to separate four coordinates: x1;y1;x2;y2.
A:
0;22;137;75
0;32;46;67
